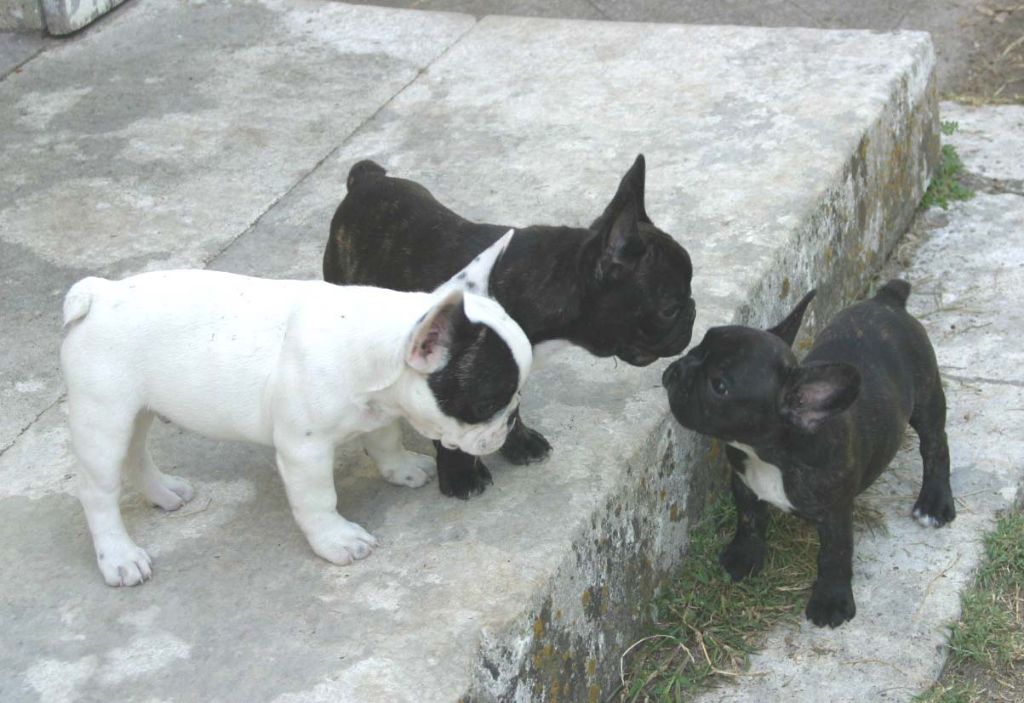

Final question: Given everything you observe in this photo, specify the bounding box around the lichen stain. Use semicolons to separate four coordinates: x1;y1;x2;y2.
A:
708;439;721;463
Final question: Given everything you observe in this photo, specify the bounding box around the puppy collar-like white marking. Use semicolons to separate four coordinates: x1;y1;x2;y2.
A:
728;441;795;513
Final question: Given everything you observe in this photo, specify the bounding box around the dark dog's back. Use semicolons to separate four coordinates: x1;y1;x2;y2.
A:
324;160;508;291
807;280;942;488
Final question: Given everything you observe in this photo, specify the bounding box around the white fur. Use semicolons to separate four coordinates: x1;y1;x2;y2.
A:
912;508;940;528
729;442;795;513
433;228;513;299
61;261;531;586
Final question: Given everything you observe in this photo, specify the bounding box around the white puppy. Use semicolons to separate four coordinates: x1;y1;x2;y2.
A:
60;233;530;586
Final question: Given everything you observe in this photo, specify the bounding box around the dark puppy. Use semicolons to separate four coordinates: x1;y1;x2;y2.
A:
325;155;695;498
661;281;955;627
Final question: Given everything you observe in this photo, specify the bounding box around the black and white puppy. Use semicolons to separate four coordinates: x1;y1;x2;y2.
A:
324;155;696;498
61;235;531;586
661;281;956;627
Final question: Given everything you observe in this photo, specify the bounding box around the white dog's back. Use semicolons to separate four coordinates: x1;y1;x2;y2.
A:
60;270;420;444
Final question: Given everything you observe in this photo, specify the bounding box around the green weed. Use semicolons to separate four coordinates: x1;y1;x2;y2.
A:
919;143;973;211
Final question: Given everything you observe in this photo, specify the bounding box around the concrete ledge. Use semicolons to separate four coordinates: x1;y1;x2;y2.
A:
40;0;130;35
0;3;937;701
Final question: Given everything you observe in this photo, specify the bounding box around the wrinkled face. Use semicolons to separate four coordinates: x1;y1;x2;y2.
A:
576;227;695;367
661;326;795;444
404;296;531;456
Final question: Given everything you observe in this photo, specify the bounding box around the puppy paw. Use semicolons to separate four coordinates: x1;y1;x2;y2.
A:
805;581;856;628
500;425;552;465
913;482;956;527
377;451;436;488
142;472;195;512
438;458;492;499
307;519;378;565
97;540;153;587
719;536;766;582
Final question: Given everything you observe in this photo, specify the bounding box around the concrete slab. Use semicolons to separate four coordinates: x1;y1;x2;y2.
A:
0;0;43;32
589;0;816;27
0;0;474;452
692;104;1024;702
941;102;1024;182
0;4;938;702
793;0;916;30
340;0;607;20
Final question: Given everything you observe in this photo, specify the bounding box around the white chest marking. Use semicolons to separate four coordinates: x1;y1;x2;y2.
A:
729;442;795;513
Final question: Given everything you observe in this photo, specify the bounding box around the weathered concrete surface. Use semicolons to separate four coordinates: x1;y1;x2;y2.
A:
345;0;1000;101
0;0;42;32
0;3;937;701
692;102;1024;703
0;0;473;453
944;102;1024;182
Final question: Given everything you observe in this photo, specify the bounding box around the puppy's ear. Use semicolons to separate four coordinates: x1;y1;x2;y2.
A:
779;362;860;433
406;290;467;373
595;195;647;281
591;153;652;230
767;289;816;347
433;229;514;298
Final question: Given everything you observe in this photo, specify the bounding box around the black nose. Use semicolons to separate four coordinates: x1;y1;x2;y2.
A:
662;359;682;388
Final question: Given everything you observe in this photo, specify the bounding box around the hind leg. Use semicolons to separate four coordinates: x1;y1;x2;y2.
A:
910;385;956;527
70;402;152;587
125;411;195;511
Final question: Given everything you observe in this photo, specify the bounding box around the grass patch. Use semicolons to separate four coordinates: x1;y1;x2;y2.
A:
920;121;972;211
917;682;981;703
917;510;1024;702
620;493;875;700
947;511;1024;668
920;142;974;211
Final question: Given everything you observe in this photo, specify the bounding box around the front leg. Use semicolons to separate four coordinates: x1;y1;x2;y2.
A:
499;409;552;465
275;438;377;565
435;441;492;499
806;510;856;627
362;421;436;488
720;469;770;581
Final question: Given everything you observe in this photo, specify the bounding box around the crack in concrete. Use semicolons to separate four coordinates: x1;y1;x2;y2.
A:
202;16;482;269
961;171;1024;197
584;0;612;20
942;372;1024;389
0;43;48;82
0;393;61;459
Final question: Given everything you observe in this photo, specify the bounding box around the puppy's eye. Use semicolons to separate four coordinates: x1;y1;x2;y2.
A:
709;377;728;397
658;303;680;321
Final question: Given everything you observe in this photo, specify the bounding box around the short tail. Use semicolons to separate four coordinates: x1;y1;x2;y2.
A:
346;160;387;191
875;278;911;308
62;277;103;327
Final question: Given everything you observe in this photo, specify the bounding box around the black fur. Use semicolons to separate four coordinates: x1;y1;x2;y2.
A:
428;302;519;426
662;280;955;627
325;155;695;498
